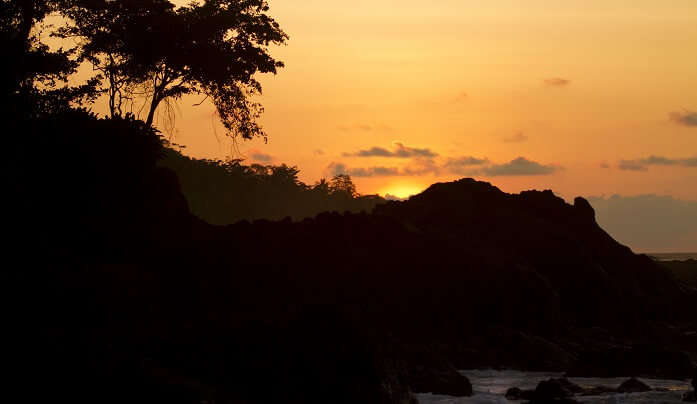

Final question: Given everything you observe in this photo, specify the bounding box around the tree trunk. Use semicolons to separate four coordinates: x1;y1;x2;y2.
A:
18;0;36;46
145;71;169;128
145;95;160;128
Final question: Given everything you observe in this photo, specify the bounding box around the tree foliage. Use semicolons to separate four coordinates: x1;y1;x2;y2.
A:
58;0;288;140
159;149;384;224
329;174;358;198
0;0;99;117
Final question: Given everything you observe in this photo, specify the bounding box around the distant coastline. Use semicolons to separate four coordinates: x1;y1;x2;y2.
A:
648;252;697;261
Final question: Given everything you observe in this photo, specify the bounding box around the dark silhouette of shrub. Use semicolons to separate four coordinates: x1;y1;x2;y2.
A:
159;148;385;224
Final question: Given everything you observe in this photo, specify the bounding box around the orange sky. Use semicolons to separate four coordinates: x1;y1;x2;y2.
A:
145;1;697;201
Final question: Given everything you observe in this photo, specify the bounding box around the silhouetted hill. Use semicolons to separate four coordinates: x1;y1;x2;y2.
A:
375;179;690;326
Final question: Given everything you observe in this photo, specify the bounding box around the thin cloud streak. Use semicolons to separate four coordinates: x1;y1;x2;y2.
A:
669;110;697;127
330;156;560;178
503;132;528;143
544;77;571;87
478;157;561;176
344;142;439;158
250;151;274;163
444;156;489;175
618;155;697;171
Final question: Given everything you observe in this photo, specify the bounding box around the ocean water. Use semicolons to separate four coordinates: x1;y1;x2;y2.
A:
648;252;697;261
416;369;692;404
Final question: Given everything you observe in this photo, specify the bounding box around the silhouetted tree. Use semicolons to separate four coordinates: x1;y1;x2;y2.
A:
59;0;288;140
330;174;358;198
57;0;175;118
313;178;331;195
1;0;99;116
157;149;384;224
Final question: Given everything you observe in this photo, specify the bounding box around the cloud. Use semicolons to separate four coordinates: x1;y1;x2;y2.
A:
544;77;571;87
328;162;347;176
454;92;468;103
337;123;393;132
618;160;649;171
344;142;439;158
250;151;273;163
444;156;489;175
349;167;401;177
328;162;400;178
618;155;697;171
640;156;679;166
332;156;560;178
503;131;528;143
683;157;697;167
402;158;440;176
478;157;561;177
327;157;439;178
670;110;697;127
588;195;697;252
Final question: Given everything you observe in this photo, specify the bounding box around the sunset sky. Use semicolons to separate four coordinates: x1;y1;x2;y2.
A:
164;0;697;199
112;1;697;250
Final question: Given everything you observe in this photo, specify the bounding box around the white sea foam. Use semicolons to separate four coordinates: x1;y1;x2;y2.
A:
415;369;691;404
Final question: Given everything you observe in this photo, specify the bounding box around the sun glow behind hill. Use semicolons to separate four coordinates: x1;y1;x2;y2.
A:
380;184;425;200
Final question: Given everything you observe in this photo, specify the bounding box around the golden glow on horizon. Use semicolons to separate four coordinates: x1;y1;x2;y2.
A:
380;184;426;200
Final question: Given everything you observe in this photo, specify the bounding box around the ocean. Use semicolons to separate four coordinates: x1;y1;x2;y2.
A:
417;369;692;403
648;253;697;261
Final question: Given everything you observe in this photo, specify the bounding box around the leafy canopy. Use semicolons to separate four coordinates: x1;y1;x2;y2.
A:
59;0;288;140
1;0;99;117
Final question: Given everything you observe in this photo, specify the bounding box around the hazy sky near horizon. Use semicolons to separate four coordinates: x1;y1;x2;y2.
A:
161;0;697;204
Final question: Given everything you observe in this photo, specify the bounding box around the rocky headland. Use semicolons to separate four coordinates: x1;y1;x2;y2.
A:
10;131;697;404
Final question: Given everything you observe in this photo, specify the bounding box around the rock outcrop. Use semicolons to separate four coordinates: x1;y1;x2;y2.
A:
684;372;697;402
506;378;584;403
617;378;652;393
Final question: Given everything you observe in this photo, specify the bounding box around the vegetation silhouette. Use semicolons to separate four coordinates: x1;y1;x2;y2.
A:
4;1;696;403
57;0;287;139
160;148;383;224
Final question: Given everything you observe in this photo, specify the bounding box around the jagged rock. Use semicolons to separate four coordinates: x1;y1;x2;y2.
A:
406;359;472;397
505;387;535;400
685;371;697;402
534;378;582;400
617;378;652;393
573;196;596;221
579;386;617;396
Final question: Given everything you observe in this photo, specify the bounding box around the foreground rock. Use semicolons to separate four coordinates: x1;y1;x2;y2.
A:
405;356;472;396
506;377;668;403
506;387;535;401
684;372;697;402
536;378;584;399
617;377;652;393
506;378;583;403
